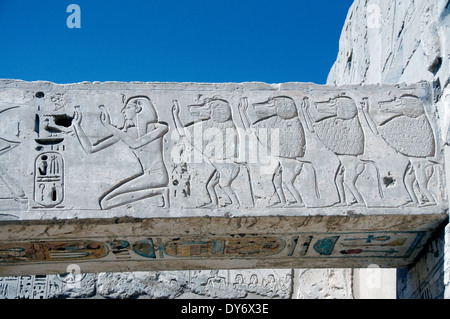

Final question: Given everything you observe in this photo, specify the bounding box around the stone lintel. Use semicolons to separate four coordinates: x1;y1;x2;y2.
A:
0;80;447;275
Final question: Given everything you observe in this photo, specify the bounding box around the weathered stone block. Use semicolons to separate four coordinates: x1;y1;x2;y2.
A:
0;80;446;275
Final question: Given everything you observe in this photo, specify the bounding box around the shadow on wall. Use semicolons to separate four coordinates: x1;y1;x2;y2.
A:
396;223;448;299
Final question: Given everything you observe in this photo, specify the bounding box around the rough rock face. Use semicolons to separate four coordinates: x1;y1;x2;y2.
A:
328;0;449;88
328;0;449;152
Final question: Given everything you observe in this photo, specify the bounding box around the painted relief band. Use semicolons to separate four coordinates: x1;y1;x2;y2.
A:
163;237;285;257
0;241;108;262
0;231;426;263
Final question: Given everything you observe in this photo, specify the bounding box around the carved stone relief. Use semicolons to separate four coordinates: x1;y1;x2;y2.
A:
361;95;438;206
172;97;245;208
0;82;441;213
0;80;445;271
0;103;28;210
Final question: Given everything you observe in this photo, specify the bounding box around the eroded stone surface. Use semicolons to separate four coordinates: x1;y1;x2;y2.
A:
296;268;352;299
0;269;293;299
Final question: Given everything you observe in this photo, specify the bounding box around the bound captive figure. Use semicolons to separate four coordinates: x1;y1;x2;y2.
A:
73;96;169;210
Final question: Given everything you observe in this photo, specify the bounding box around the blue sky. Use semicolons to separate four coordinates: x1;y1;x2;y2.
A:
0;0;353;84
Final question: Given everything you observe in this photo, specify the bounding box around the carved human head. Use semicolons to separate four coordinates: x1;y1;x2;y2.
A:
234;274;244;283
249;274;258;284
123;96;157;121
122;96;158;136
